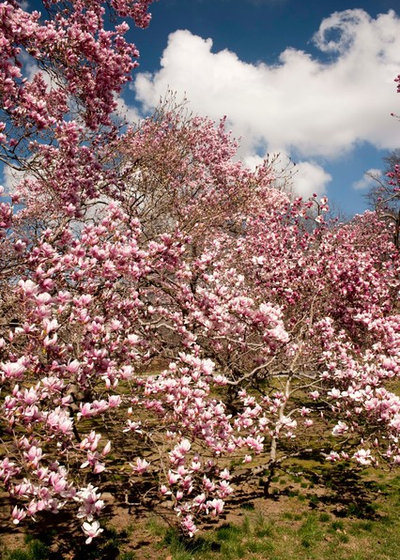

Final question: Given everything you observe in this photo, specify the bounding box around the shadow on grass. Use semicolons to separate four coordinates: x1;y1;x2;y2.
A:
163;527;219;555
297;462;383;519
1;459;391;559
229;449;385;521
1;511;134;560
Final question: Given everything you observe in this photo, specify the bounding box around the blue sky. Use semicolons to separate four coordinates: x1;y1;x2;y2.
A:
4;0;400;217
121;0;400;217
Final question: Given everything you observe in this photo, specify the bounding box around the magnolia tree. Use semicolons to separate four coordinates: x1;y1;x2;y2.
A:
364;151;400;249
1;0;400;544
202;208;400;467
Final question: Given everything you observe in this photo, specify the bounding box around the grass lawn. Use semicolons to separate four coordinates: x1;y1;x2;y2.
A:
2;460;400;560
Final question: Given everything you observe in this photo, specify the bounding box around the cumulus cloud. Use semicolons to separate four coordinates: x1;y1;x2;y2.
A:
352;168;382;190
114;96;140;124
293;160;332;197
2;165;25;194
244;152;332;197
17;0;29;9
134;9;400;165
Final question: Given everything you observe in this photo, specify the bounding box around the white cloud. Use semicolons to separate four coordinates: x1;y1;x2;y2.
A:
293;160;332;197
134;9;400;165
244;151;331;197
352;168;382;190
17;0;29;10
2;166;25;194
114;96;140;124
20;51;57;90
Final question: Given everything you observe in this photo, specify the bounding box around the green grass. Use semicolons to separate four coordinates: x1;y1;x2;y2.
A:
2;538;50;560
150;470;400;560
3;469;400;560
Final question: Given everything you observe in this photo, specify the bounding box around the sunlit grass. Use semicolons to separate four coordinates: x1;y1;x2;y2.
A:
3;468;400;560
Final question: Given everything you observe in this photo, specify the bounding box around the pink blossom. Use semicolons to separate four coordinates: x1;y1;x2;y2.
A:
353;449;373;466
207;498;224;516
181;515;197;537
132;457;150;474
12;506;26;525
82;521;103;544
326;451;341;462
1;359;26;380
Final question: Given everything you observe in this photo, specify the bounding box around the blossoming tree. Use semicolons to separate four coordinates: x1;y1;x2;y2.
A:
0;0;399;543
